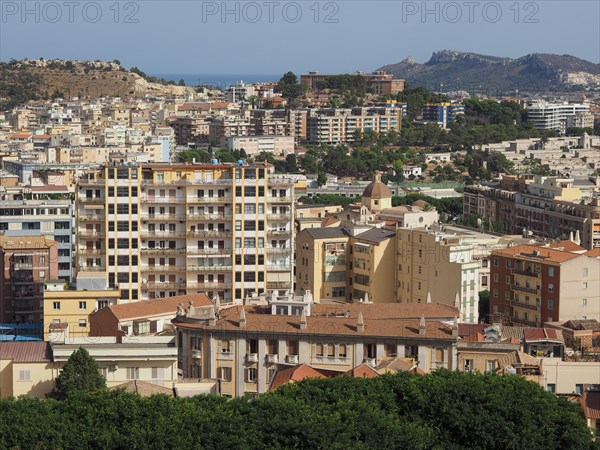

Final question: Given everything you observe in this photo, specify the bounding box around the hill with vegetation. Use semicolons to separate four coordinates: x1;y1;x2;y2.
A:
0;371;594;449
0;59;195;109
378;50;600;94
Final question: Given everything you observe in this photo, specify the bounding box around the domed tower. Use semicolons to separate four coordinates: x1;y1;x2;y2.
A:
362;171;392;212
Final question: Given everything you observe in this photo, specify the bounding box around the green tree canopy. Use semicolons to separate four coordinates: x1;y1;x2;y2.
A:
49;347;106;400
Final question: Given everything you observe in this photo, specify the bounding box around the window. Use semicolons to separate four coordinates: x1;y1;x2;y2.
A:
152;367;165;381
315;343;324;357
582;299;587;306
267;367;277;384
548;300;554;310
493;289;498;298
576;384;584;395
548;267;554;277
327;343;335;357
127;367;139;380
486;360;496;373
79;319;87;328
464;359;474;373
53;302;60;310
221;340;230;353
245;367;257;382
218;366;232;382
582;268;588;277
338;344;347;358
19;370;31;381
505;260;511;268
493;257;499;267
79;301;87;310
100;367;108;378
582;282;588;289
547;383;556;393
548;283;554;293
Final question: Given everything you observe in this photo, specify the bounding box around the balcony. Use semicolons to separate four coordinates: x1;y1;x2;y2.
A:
267;213;290;221
78;248;104;255
186;196;232;203
141;213;187;221
141;282;187;290
265;354;279;364
186;248;232;256
187;281;232;290
512;300;540;311
267;230;292;237
513;284;538;294
142;265;185;273
285;355;299;364
140;247;186;255
187;230;232;238
79;197;104;204
78;231;102;238
364;357;377;367
512;268;539;278
217;351;234;360
187;214;233;221
141;196;185;204
511;316;539;327
187;265;233;272
141;231;186;238
246;353;258;363
12;263;33;270
432;361;448;370
191;350;201;359
267;281;292;289
78;266;105;272
267;247;292;255
268;196;293;203
266;265;292;272
79;214;104;222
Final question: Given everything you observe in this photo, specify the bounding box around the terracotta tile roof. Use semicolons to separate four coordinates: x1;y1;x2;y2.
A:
175;302;457;340
109;380;174;397
547;240;586;253
345;363;380;378
583;391;600;420
109;294;212;321
376;356;424;375
497;350;541;368
321;217;341;227
585;248;600;258
8;133;32;139
0;235;57;250
0;342;51;362
270;363;326;390
492;244;581;264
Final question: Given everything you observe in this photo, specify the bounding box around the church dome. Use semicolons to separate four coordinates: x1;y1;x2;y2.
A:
362;171;392;199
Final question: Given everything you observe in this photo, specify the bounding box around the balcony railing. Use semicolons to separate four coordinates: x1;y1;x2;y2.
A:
267;230;292;237
141;265;185;273
141;231;186;238
78;266;105;272
511;316;539;327
266;213;290;221
141;282;187;290
285;355;299;364
513;284;538;294
79;215;104;221
12;263;33;270
78;248;104;255
265;354;279;364
141;214;187;221
267;281;292;289
186;196;232;203
512;268;539;277
79;197;104;204
364;357;377;367
141;196;186;204
186;248;232;256
187;265;233;272
78;231;102;238
187;230;232;238
268;196;293;203
267;247;292;255
187;214;233;221
266;265;292;271
191;350;201;359
512;300;540;311
246;353;258;363
186;282;232;289
140;247;187;255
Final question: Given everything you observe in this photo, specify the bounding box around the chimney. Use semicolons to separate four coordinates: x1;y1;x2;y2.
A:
299;308;307;330
419;315;426;336
357;311;365;332
239;307;246;328
426;292;432;303
452;315;458;338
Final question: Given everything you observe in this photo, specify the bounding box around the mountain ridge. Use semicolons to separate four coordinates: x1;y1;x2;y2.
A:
377;50;600;94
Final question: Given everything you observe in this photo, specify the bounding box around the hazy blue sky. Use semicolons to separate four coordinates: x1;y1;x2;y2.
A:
1;1;598;75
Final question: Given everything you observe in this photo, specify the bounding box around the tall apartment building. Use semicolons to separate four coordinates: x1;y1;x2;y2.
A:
422;103;465;128
0;200;73;281
396;227;482;323
76;163;294;303
0;236;58;324
464;175;600;249
527;102;590;134
173;293;458;397
489;244;600;327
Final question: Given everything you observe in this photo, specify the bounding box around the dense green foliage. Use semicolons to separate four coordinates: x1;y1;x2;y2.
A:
392;194;463;218
0;371;593;449
49;347;106;400
129;67;177;86
298;194;356;208
0;63;44;109
277;72;307;106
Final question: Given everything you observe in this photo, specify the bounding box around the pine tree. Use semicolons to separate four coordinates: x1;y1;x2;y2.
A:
49;347;106;400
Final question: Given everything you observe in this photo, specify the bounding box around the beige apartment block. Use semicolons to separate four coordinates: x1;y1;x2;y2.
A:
396;227;481;323
173;294;458;398
76;162;294;304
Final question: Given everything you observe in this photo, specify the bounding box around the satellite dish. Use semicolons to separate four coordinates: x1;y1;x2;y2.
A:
476;218;482;228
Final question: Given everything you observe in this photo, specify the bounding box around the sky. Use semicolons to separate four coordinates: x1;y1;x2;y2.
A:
1;0;599;75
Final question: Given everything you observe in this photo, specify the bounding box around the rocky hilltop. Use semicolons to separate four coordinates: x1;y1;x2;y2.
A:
377;50;600;94
0;59;195;109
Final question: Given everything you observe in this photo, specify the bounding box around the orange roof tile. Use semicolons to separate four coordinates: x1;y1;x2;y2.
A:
585;248;600;258
108;293;212;321
321;217;341;227
547;240;586;253
492;244;581;264
270;364;326;390
345;363;379;378
583;391;600;420
0;342;51;362
110;380;174;397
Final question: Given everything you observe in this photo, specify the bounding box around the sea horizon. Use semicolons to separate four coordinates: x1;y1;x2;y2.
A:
152;73;281;88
